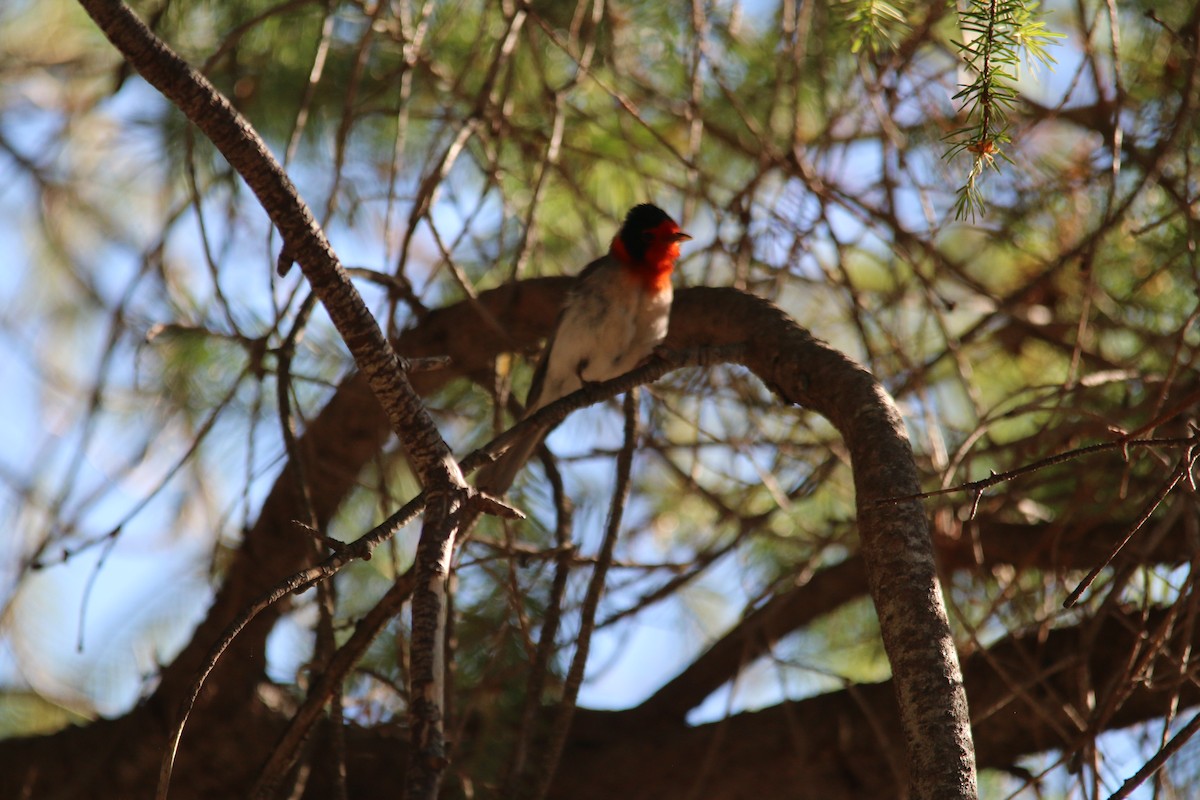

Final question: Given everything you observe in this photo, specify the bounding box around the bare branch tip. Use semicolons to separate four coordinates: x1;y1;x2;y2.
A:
473;490;526;521
968;488;985;520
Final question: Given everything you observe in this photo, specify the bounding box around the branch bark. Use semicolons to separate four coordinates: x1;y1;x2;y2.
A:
666;288;978;798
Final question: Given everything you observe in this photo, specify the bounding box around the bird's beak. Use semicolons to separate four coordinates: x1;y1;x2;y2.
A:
674;231;692;242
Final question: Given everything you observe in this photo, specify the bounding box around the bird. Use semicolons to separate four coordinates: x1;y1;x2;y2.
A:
475;203;690;495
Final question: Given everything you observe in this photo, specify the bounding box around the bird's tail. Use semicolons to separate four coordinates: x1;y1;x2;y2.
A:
473;426;547;497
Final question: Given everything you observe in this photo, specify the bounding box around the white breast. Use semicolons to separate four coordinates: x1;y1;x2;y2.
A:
530;261;672;412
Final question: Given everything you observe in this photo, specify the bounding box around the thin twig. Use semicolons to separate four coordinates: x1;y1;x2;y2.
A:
1064;442;1200;608
1107;708;1200;800
874;434;1197;507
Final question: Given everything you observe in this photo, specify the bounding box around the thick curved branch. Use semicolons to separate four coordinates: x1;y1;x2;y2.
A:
666;288;977;798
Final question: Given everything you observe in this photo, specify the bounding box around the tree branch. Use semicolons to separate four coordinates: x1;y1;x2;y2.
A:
667;287;977;798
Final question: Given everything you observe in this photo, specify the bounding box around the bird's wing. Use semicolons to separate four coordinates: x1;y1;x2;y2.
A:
523;253;610;415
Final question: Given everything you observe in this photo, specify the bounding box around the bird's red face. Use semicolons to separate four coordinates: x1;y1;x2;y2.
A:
643;220;692;271
611;209;691;292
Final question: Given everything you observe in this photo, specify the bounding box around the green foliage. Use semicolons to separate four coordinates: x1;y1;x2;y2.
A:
946;0;1063;220
841;0;910;55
